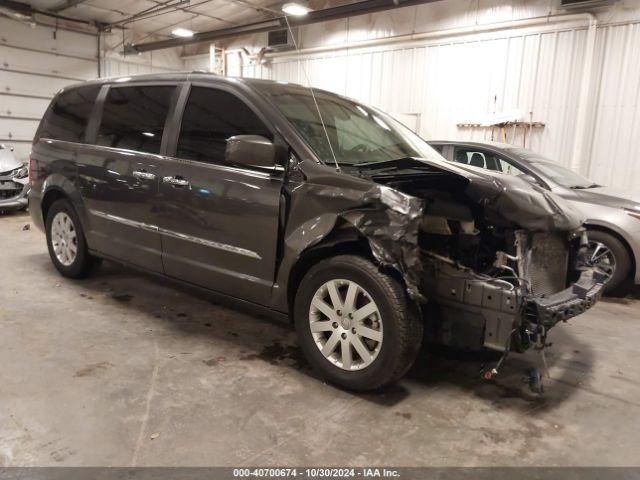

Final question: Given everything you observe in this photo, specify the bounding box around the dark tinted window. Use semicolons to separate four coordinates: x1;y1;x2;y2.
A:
37;85;100;142
96;85;175;154
176;87;271;164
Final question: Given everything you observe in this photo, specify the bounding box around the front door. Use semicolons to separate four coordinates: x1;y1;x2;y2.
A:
157;85;283;306
78;84;177;272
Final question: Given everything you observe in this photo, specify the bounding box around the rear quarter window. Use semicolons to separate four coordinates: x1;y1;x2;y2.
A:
36;85;101;143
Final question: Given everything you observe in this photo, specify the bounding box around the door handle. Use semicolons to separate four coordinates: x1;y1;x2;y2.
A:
132;170;156;180
163;176;190;187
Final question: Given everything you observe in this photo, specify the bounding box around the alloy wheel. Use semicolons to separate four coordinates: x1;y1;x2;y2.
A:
308;279;383;371
586;240;616;283
51;212;78;267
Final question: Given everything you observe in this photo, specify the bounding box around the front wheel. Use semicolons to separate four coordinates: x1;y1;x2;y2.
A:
294;255;422;391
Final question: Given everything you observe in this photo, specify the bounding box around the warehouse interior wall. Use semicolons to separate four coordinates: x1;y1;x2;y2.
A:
3;1;640;191
0;16;184;163
186;0;640;191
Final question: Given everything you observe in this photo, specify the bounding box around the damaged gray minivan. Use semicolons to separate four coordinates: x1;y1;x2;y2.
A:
29;73;604;391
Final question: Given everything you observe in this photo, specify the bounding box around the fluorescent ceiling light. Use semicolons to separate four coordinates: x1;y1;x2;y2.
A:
282;2;311;16
172;27;195;37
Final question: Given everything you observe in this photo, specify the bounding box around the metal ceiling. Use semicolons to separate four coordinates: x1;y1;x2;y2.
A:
4;0;308;38
125;0;442;53
2;0;444;53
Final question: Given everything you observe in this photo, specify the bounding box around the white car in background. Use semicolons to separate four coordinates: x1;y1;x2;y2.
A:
0;144;29;212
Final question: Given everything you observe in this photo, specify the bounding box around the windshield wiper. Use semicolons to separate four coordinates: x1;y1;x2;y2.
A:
570;183;600;189
353;157;421;169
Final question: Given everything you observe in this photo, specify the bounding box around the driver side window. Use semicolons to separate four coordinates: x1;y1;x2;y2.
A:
176;87;272;165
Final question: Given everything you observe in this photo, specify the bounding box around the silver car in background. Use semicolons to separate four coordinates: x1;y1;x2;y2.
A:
0;144;29;212
429;140;640;295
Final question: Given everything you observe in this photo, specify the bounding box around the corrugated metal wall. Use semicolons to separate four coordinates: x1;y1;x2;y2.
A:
587;22;640;191
226;4;640;191
239;28;588;166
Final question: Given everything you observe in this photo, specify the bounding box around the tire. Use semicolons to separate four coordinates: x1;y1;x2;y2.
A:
45;199;101;278
587;229;631;296
294;255;423;391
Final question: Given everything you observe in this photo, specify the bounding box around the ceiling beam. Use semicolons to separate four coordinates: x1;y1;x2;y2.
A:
124;0;443;54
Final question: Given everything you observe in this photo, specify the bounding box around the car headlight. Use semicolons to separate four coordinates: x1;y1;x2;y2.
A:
13;165;28;179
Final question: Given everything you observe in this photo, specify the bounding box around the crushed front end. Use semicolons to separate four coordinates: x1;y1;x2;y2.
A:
360;158;605;379
0;165;29;211
421;230;604;356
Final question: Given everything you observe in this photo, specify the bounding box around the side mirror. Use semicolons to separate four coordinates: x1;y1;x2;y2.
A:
226;135;279;171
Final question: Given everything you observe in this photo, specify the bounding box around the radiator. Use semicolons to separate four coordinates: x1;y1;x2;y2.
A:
519;232;569;296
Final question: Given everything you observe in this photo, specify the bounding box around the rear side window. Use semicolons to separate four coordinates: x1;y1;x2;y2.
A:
37;85;100;142
176;87;272;165
96;85;175;155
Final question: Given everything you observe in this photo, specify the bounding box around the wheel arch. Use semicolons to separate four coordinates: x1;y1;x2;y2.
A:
41;187;69;224
40;173;90;237
286;227;407;320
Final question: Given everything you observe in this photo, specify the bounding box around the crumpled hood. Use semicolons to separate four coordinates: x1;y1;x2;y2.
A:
458;165;585;231
362;157;585;232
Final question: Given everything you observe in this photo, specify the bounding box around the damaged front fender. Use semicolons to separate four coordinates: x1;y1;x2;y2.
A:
272;163;427;311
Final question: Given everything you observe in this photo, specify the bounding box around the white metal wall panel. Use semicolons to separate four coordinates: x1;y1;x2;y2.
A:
0;95;50;119
0;70;73;98
245;28;587;172
0;44;96;81
0;17;97;58
227;0;640;190
588;23;640;191
0;20;184;162
0;17;98;161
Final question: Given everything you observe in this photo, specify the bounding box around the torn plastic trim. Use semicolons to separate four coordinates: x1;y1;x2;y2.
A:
525;269;606;327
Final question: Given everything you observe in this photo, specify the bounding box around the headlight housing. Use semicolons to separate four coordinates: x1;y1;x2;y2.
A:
12;165;28;179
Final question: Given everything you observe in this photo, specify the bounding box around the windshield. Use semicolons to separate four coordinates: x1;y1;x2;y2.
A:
267;88;444;165
505;146;597;189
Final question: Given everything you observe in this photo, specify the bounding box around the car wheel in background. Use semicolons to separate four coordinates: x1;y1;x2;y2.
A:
294;255;423;391
586;230;631;296
45;199;101;278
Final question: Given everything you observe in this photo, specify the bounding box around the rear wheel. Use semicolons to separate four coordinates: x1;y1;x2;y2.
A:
294;255;422;391
586;230;631;295
45;199;101;278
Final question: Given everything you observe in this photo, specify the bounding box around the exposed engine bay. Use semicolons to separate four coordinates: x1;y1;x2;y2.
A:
357;158;605;386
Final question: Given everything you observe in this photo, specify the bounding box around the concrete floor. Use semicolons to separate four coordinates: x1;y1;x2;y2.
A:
1;210;639;467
